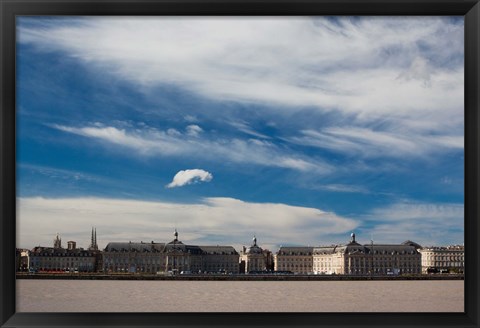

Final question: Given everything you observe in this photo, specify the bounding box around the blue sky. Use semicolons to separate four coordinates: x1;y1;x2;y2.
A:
16;17;464;251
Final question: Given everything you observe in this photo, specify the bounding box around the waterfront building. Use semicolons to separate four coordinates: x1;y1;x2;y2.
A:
103;230;239;274
274;247;313;274
103;241;166;273
163;230;201;273
312;233;422;275
419;245;464;274
29;231;100;272
163;230;240;274
24;229;457;276
198;245;240;274
29;246;97;272
29;236;97;272
18;249;31;272
240;236;269;273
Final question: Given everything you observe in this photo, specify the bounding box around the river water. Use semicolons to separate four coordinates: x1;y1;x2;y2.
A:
16;280;463;312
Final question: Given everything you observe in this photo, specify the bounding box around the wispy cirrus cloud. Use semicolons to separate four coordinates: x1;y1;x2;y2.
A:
18;163;100;182
287;127;463;159
18;17;463;119
18;17;464;167
358;201;464;246
52;123;332;173
318;184;370;194
228;121;271;139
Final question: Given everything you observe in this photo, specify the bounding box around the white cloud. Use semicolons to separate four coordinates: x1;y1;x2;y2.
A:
21;17;464;163
229;121;271;139
18;17;463;119
166;169;213;188
370;202;464;222
18;163;100;182
321;184;370;194
360;201;464;246
52;123;332;173
396;56;433;86
17;196;358;251
185;124;203;137
287;126;463;159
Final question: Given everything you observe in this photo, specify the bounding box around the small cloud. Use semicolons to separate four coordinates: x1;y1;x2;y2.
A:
230;121;271;139
166;169;213;188
322;184;369;194
396;56;432;87
186;125;203;137
166;128;181;137
184;115;198;123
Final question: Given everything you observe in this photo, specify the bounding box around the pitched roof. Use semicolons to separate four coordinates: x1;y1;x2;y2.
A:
276;246;313;255
104;242;165;252
199;246;238;255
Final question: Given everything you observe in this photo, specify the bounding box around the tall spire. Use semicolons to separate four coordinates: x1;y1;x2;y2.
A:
89;227;98;251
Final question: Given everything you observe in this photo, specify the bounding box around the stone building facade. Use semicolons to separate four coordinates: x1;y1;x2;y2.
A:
28;229;100;273
29;246;97;272
419;245;464;273
274;247;313;274
103;241;166;273
239;236;271;273
312;233;422;275
199;245;240;273
103;230;239;274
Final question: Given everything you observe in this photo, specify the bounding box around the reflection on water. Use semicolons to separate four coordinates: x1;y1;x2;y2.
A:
17;279;463;312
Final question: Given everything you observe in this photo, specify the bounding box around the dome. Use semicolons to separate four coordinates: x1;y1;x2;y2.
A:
245;235;263;254
246;245;263;254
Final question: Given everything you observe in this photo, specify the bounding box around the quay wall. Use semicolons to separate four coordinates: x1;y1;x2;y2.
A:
16;272;464;281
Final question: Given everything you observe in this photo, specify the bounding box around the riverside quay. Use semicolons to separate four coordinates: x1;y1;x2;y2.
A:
16;229;464;276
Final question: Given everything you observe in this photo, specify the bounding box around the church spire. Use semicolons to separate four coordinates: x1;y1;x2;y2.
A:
89;227;98;251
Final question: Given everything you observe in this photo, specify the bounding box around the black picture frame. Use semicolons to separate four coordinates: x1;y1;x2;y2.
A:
1;0;479;327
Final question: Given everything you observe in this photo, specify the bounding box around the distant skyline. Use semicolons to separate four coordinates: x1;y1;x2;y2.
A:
16;17;464;252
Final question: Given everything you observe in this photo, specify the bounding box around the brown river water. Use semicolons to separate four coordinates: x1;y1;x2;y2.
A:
16;280;463;312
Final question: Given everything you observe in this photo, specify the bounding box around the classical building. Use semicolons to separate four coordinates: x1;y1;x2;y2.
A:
29;246;97;272
419;245;464;274
163;230;202;273
239;236;271;273
25;228;460;276
29;235;97;273
103;241;166;273
103;230;239;274
312;233;422;275
198;245;240;274
18;249;30;272
274;247;313;274
29;230;100;272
